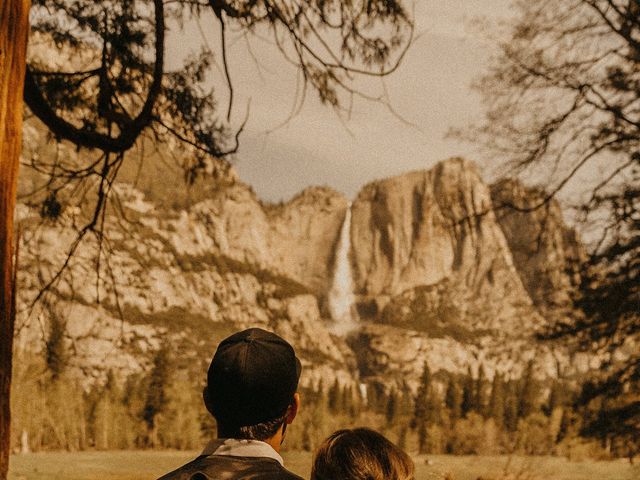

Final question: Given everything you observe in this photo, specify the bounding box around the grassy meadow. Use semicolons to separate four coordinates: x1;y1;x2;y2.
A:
8;451;639;480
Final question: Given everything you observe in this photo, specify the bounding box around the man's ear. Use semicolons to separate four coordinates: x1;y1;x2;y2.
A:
286;392;300;424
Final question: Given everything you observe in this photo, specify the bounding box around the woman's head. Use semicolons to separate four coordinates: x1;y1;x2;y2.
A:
311;428;415;480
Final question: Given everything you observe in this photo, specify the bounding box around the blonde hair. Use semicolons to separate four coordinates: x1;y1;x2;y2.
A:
311;428;415;480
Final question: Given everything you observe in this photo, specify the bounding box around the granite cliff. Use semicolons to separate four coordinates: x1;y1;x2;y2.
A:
345;159;564;387
490;178;585;317
15;183;353;389
15;158;585;391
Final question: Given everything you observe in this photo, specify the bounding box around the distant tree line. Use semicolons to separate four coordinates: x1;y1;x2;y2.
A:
10;334;639;461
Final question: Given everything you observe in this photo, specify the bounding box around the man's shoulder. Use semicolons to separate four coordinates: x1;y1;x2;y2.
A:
157;454;304;480
156;455;205;480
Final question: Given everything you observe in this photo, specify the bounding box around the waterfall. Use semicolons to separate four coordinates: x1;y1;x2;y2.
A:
328;204;357;335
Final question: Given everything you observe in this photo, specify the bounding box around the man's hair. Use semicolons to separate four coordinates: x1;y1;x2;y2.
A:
216;406;290;441
311;428;414;480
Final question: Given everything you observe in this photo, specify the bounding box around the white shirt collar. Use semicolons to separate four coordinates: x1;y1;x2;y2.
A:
201;438;284;466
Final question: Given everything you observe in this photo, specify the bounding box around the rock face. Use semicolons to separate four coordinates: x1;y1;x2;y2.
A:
490;178;585;316
267;187;348;293
350;158;541;331
15;157;585;392
344;159;558;388
164;183;347;294
349;323;563;386
352;158;493;296
15;184;354;387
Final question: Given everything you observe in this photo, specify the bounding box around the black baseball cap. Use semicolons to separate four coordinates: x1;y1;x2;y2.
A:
204;328;302;427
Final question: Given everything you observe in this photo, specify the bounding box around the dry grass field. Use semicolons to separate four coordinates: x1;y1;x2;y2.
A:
8;451;639;480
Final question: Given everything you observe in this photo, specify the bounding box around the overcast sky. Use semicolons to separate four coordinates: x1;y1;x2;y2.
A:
171;1;514;202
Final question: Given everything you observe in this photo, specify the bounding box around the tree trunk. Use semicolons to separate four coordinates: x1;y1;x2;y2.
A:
0;1;30;478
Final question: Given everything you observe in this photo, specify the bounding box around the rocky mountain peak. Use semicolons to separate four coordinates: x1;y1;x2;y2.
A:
16;156;587;393
351;157;523;300
267;185;347;210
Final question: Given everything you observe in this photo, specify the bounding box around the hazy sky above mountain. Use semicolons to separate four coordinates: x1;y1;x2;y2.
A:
171;1;514;202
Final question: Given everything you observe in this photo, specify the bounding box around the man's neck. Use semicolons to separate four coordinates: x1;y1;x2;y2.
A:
218;425;285;454
203;438;285;466
216;426;284;453
263;430;283;453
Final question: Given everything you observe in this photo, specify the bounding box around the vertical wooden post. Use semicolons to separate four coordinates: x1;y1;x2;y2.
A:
0;1;30;478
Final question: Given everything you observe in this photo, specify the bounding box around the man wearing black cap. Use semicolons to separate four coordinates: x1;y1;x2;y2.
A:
157;328;303;480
